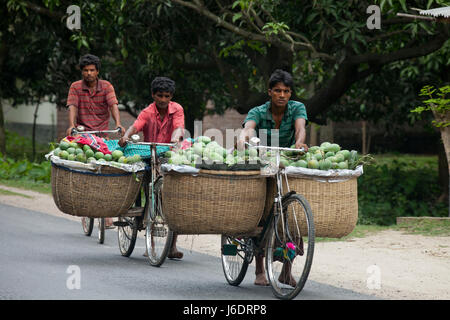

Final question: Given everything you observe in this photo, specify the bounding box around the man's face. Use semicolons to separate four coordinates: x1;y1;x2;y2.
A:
152;91;173;109
81;64;99;83
268;82;291;108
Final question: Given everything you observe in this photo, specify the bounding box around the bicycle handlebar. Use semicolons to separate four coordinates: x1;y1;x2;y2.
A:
244;142;305;153
125;134;176;147
71;126;121;135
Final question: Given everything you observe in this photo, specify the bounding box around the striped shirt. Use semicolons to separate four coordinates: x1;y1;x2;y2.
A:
66;79;118;131
243;100;308;147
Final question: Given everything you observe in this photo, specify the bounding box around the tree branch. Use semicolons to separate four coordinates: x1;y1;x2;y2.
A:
169;0;333;59
22;1;64;19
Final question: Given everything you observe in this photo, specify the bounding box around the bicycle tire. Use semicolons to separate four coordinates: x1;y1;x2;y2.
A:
221;235;252;286
265;193;315;300
117;216;138;257
81;217;94;236
145;177;173;267
98;218;105;244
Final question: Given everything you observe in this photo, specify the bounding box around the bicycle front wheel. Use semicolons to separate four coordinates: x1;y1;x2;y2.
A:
266;193;315;300
145;177;173;267
117;216;138;257
81;217;94;236
221;235;253;286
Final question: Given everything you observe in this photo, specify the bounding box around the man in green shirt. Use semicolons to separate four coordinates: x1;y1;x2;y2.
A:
239;69;309;286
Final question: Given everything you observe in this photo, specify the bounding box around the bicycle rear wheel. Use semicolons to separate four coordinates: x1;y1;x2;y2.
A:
221;235;253;286
117;216;138;257
145;177;173;267
266;193;315;300
81;217;94;236
98;218;105;244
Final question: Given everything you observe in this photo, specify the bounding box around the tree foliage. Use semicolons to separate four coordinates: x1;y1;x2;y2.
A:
1;0;449;149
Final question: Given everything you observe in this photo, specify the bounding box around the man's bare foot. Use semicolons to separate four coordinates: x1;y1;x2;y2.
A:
278;273;297;287
254;273;269;286
168;249;183;259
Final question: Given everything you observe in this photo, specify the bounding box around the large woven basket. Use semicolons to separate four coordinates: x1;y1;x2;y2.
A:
162;170;266;235
51;162;144;218
264;175;358;238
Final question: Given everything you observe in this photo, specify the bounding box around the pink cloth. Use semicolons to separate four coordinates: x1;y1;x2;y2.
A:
67;134;112;154
133;101;184;143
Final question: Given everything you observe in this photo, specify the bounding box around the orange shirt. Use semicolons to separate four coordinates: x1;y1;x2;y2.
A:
133;101;185;143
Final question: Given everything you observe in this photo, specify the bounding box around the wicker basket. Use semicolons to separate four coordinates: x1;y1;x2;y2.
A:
264;175;358;238
162;170;266;235
51;162;144;218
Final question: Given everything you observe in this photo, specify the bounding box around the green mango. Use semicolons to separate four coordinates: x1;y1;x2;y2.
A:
307;159;319;169
319;159;332;170
338;160;349;169
293;160;308;168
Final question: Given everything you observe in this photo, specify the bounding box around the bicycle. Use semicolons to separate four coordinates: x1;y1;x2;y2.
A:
71;125;121;244
221;140;315;300
115;135;176;267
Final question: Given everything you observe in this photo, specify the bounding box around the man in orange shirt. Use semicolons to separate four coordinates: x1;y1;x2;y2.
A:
119;77;184;259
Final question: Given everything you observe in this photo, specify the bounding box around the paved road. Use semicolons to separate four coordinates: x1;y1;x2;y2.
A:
0;203;378;300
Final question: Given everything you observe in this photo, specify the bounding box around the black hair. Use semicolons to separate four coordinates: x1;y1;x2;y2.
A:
151;77;176;94
268;69;294;89
79;54;101;71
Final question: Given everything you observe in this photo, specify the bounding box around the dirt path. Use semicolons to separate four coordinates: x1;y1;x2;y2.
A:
1;185;449;300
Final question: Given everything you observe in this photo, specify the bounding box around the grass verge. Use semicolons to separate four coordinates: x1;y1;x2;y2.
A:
393;219;450;237
0;179;51;194
315;224;391;242
0;187;33;198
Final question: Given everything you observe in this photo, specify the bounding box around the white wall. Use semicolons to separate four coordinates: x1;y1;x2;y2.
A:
3;99;57;126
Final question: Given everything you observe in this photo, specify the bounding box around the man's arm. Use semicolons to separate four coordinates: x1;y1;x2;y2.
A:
294;118;308;151
110;104;126;135
66;105;78;136
237;120;257;150
118;125;138;147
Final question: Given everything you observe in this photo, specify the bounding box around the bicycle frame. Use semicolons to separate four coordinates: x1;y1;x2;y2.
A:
127;140;175;221
243;141;305;251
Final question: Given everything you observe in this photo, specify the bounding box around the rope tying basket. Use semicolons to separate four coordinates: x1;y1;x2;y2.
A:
161;169;266;235
51;162;144;218
264;172;360;238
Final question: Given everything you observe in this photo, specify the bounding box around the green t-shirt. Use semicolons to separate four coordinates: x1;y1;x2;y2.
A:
243;100;308;147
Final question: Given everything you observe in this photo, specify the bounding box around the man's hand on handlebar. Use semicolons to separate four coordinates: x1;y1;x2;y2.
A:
67;126;76;137
116;125;126;137
295;142;309;152
118;136;128;147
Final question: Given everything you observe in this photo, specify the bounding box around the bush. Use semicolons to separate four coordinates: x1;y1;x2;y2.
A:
4;129;49;161
358;159;447;225
0;157;51;183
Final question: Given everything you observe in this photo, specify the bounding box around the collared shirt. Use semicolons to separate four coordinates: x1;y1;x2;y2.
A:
243;100;308;147
66;79;119;131
133;101;185;143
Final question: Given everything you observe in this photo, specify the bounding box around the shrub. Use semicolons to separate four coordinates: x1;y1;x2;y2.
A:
358;159;447;225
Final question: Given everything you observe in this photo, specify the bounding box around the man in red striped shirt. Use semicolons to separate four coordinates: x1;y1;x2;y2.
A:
66;54;125;137
66;54;125;229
